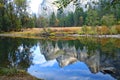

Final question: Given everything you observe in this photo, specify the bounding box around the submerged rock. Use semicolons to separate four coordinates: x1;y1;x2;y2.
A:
101;67;116;74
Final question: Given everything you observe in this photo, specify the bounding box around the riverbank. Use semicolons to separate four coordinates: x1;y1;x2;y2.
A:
0;69;41;80
0;27;120;39
0;75;40;80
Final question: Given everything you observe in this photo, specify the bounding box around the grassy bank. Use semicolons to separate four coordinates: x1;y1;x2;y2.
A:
0;68;41;80
46;26;120;35
0;26;120;39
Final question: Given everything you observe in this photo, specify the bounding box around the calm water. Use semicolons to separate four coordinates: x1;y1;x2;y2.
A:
0;37;120;80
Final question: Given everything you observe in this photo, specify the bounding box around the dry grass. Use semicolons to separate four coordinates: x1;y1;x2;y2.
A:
49;27;82;32
1;26;119;39
12;28;42;35
0;69;41;80
1;27;82;37
0;71;41;80
13;27;81;34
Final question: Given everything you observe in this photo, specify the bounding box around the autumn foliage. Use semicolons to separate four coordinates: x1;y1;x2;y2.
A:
97;26;109;34
115;25;120;34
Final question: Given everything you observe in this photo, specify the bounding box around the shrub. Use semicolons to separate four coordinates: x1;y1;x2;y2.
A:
101;26;109;35
101;14;115;28
111;26;117;34
0;68;17;76
115;25;120;34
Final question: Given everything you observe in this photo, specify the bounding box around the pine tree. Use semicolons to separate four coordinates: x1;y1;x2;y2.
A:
49;12;56;27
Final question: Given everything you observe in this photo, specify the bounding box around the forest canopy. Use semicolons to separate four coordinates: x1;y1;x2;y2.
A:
0;0;120;33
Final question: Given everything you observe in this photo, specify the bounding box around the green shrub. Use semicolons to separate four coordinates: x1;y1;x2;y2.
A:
111;26;117;34
0;68;17;76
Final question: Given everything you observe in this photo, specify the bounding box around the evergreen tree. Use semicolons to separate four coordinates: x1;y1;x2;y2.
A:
0;0;34;32
49;12;56;27
101;14;115;27
85;8;99;26
65;12;74;27
74;7;84;26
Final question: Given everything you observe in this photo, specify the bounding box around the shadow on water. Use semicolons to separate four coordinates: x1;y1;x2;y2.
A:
0;36;120;80
0;37;38;75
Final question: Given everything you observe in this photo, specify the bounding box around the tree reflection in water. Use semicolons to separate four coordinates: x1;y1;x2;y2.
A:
0;37;38;70
0;37;120;79
39;38;120;79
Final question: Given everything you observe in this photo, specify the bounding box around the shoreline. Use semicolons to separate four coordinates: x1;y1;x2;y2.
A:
71;34;120;38
0;27;119;39
0;70;41;80
0;33;120;39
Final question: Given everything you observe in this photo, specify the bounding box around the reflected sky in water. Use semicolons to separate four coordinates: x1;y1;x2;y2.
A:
0;36;118;80
28;45;115;80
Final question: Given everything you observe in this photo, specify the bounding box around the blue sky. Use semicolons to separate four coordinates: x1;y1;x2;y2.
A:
30;0;43;13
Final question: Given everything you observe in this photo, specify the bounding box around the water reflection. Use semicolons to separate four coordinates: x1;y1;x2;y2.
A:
28;45;115;80
0;37;120;80
29;38;120;80
0;37;37;70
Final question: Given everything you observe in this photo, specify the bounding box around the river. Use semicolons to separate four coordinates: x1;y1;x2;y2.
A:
0;36;119;80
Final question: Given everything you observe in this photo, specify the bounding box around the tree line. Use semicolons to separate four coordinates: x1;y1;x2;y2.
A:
0;0;36;32
36;0;120;34
0;0;120;33
38;0;120;28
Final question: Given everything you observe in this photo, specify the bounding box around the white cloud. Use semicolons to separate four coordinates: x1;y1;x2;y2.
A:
40;60;57;67
32;45;46;64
